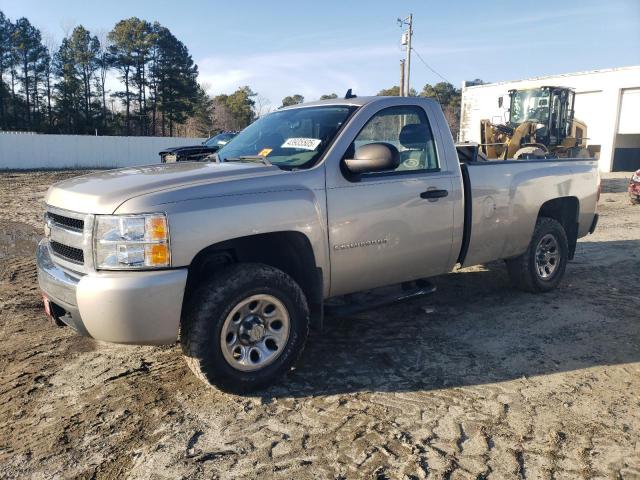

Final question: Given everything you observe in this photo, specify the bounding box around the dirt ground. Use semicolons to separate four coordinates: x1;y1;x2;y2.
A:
0;170;638;480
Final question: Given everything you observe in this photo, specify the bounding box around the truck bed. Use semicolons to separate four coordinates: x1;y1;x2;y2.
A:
459;158;599;267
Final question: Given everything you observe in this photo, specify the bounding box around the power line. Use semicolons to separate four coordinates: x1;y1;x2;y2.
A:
411;47;451;84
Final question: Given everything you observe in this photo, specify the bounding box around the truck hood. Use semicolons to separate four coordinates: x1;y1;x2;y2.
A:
46;162;282;214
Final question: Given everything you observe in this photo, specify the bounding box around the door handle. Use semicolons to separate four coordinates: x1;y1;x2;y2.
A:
420;189;448;199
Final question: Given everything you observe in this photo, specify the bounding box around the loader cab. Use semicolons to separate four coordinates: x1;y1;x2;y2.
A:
507;86;575;148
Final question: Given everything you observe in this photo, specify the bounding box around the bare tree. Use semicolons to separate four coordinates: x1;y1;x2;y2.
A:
254;94;272;118
95;29;111;129
41;31;57;128
60;18;76;39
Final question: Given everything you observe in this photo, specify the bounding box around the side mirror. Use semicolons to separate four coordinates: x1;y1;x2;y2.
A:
343;142;400;174
498;96;504;108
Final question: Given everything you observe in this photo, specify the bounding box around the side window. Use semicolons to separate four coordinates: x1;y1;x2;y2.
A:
351;106;438;173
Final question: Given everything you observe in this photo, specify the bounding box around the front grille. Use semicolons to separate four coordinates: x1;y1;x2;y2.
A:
50;241;84;264
48;212;84;231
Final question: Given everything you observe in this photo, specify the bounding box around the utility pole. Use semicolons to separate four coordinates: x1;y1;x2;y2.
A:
406;13;412;96
400;60;405;97
398;14;413;96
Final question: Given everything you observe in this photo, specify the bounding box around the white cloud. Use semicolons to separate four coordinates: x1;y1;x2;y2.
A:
195;38;580;105
197;45;400;105
104;38;586;111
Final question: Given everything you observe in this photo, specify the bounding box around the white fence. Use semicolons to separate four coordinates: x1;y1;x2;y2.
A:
0;133;207;169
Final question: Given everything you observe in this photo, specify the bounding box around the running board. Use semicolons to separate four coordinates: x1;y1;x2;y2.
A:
324;280;437;317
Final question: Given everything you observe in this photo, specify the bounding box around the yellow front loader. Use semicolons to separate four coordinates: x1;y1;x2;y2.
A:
480;86;590;160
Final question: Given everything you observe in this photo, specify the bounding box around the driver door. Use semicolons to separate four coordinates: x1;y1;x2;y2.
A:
326;105;455;297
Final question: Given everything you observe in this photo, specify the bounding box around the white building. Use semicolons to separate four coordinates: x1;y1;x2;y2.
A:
459;66;640;172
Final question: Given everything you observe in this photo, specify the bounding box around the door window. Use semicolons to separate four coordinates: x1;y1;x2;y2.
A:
349;106;438;173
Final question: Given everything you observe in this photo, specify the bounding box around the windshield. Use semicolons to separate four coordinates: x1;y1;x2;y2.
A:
509;89;551;125
204;132;236;147
217;105;357;169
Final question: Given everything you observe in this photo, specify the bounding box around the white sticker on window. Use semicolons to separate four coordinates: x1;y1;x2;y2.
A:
281;137;322;151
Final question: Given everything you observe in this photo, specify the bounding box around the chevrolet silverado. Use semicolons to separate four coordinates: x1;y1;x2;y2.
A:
37;96;600;392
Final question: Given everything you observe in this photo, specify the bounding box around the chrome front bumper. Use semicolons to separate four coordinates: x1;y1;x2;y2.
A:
37;239;188;345
36;239;89;335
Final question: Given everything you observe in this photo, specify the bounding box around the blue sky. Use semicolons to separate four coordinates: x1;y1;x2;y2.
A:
1;0;639;107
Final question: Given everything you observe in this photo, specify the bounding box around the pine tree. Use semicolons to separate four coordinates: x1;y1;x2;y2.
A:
0;10;262;136
212;87;257;131
54;37;83;133
0;12;12;128
11;17;43;127
152;26;198;136
281;94;304;107
31;42;48;128
93;31;111;132
108;19;137;135
186;84;214;137
41;48;53;129
69;26;100;133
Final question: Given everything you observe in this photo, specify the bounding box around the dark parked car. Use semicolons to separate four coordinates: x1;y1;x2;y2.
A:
629;169;640;204
159;132;237;163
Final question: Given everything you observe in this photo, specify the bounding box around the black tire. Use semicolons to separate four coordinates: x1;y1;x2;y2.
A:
568;146;592;159
631;196;640;205
181;263;309;393
514;146;547;159
505;217;568;293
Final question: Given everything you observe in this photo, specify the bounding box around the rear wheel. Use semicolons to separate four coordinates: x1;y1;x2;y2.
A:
181;263;309;393
505;217;568;293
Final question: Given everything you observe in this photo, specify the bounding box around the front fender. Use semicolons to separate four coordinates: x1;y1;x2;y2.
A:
116;186;330;295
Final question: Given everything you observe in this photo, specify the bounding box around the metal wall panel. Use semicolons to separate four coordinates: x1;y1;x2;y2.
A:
0;134;206;169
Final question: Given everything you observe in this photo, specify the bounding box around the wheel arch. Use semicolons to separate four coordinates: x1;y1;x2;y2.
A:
183;231;323;328
537;196;580;259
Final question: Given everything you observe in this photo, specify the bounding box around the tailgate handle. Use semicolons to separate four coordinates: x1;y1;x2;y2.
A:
420;189;448;199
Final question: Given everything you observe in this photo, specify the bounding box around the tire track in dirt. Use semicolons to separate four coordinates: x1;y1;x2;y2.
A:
0;171;639;479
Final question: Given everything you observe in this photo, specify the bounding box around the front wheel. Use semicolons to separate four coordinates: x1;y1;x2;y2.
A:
513;145;547;159
568;146;592;159
181;263;309;393
505;217;569;293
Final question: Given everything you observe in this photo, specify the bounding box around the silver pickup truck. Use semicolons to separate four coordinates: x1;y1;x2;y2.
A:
37;96;600;392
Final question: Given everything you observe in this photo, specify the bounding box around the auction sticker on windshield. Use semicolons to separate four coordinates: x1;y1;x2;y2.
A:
281;138;321;151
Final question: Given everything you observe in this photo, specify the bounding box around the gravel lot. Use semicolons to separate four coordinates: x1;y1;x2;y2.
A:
0;170;639;480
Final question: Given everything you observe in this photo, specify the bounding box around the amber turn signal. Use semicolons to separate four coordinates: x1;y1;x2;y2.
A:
145;243;170;267
146;216;168;241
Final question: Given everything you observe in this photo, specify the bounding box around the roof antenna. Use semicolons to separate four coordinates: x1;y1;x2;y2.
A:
344;88;357;99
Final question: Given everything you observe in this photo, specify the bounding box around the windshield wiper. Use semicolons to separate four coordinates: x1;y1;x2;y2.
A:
222;155;272;166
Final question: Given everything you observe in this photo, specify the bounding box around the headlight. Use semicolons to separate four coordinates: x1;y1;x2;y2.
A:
94;213;170;270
